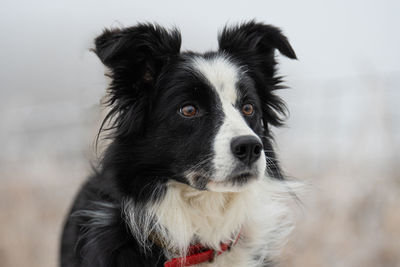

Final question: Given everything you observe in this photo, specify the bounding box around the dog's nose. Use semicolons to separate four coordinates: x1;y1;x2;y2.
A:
230;135;263;165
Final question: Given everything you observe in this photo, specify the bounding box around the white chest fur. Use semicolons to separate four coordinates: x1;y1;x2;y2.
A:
124;178;296;266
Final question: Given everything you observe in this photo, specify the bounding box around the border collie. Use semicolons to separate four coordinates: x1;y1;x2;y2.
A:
60;21;298;267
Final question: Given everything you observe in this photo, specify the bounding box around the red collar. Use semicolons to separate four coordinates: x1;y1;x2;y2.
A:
164;231;241;267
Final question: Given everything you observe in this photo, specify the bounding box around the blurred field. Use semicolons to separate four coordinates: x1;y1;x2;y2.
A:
1;74;399;267
278;75;400;266
1;0;399;266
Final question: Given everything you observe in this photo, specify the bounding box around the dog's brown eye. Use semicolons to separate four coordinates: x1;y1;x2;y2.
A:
242;103;254;116
180;104;197;117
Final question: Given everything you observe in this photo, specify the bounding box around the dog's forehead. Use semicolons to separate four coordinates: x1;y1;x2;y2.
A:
190;55;240;104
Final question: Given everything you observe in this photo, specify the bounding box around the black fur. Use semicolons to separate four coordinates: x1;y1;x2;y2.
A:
60;21;296;267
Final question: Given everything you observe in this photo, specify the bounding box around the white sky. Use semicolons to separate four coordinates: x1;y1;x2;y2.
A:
0;0;399;161
0;0;399;88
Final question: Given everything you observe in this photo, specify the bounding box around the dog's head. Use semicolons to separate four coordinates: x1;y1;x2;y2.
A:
94;21;296;195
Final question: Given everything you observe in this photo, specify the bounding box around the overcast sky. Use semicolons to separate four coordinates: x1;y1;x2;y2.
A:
0;0;399;161
1;0;399;92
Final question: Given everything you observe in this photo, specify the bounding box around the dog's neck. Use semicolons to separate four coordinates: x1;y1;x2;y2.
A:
152;181;253;253
124;180;258;256
123;177;298;265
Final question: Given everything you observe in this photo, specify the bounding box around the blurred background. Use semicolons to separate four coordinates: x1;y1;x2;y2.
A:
0;0;399;266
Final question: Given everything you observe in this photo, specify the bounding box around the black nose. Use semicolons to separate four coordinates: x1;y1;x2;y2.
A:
231;135;263;165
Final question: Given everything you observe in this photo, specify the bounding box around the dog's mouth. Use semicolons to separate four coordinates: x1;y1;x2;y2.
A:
187;171;259;192
228;171;256;184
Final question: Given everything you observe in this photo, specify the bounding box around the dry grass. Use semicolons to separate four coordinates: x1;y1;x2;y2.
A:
1;155;399;267
280;164;400;267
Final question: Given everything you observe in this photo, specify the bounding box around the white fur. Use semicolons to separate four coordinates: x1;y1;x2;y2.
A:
191;56;239;104
191;56;265;187
124;178;299;266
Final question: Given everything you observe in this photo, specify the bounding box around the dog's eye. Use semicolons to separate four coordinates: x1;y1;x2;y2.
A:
241;103;254;116
180;104;198;118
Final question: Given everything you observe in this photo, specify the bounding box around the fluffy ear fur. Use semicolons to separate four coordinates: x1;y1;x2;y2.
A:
94;24;181;139
218;21;296;61
218;20;296;128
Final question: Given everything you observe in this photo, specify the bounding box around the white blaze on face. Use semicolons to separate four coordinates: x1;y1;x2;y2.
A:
191;55;265;188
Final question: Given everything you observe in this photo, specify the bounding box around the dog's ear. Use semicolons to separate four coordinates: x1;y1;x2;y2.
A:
218;20;296;63
95;23;181;87
94;24;181;139
218;21;296;127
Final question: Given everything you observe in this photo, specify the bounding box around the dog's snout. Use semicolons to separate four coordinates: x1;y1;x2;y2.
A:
230;135;263;165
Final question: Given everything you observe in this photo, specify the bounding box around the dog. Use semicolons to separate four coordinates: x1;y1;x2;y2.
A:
60;21;298;267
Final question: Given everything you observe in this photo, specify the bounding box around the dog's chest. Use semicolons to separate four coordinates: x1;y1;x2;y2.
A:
153;182;255;250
